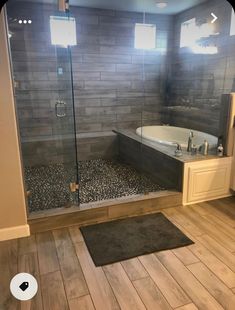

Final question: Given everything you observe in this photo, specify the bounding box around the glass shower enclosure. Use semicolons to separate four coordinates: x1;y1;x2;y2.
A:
6;0;79;212
6;0;169;215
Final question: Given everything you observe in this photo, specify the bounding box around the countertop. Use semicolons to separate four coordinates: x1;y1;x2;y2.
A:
115;129;225;163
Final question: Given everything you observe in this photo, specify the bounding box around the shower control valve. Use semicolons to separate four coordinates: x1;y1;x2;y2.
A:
55;100;67;117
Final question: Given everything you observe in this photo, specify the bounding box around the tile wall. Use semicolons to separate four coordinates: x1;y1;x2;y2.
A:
6;0;235;164
163;0;235;136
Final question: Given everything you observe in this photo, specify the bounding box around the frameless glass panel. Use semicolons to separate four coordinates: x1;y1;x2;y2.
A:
142;0;234;192
136;10;171;193
164;0;232;137
6;0;79;212
68;1;152;203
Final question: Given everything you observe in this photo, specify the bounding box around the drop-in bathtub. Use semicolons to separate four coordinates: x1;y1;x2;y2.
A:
136;126;218;149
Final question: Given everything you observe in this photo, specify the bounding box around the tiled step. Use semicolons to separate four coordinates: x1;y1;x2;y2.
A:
29;190;182;233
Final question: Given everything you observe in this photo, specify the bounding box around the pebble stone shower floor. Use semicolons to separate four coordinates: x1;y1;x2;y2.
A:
25;159;164;213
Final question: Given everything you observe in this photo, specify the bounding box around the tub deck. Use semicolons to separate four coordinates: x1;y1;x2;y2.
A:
115;129;221;163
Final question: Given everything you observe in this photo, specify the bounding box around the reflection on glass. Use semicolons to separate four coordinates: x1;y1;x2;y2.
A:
135;23;156;49
180;17;218;54
230;9;235;36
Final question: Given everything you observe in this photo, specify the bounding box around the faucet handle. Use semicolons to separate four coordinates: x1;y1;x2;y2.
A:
175;143;183;157
176;143;182;151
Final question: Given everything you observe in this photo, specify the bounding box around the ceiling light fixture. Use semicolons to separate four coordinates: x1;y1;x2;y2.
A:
156;2;168;9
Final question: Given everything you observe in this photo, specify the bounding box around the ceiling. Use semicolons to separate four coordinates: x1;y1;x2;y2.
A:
16;0;209;15
69;0;208;14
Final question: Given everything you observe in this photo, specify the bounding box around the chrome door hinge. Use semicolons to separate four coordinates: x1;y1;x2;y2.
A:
26;190;31;197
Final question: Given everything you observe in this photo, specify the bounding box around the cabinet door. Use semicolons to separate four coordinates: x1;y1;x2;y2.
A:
183;158;232;205
231;143;235;191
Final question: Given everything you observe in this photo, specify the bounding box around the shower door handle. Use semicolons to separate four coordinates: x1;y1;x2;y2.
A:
55;101;67;117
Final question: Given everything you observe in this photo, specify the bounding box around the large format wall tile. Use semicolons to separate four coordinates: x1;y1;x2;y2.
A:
7;0;235;164
164;0;235;136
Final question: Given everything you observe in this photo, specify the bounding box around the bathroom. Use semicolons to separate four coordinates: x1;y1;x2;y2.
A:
1;0;235;308
3;0;235;220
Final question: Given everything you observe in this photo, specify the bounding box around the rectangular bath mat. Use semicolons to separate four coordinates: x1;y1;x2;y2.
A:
80;212;194;266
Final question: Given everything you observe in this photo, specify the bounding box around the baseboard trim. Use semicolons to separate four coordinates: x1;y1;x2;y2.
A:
0;224;30;241
183;193;232;206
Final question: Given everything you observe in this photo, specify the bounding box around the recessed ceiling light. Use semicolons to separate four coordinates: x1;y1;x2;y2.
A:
18;20;22;24
156;2;168;9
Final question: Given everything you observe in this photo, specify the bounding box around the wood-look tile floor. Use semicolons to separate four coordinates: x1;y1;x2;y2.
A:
1;197;235;310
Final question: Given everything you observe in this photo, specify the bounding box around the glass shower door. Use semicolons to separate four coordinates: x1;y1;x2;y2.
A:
6;0;79;212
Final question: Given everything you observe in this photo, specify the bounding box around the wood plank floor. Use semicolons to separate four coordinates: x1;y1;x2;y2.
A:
0;197;235;310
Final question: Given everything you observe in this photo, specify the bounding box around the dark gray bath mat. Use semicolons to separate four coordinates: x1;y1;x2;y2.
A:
80;212;194;266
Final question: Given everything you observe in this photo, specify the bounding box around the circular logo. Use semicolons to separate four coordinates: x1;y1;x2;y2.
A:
10;273;38;301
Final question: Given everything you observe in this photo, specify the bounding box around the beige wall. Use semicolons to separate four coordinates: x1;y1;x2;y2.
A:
0;8;28;238
230;94;235;190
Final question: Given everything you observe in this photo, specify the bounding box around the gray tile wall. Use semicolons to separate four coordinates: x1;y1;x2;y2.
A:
7;0;235;166
163;0;235;136
71;7;172;133
118;133;183;191
7;1;173;165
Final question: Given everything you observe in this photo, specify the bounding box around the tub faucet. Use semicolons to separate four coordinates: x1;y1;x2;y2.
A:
174;143;183;157
187;131;194;152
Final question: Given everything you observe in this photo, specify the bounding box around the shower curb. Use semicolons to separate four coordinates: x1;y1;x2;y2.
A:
28;190;182;233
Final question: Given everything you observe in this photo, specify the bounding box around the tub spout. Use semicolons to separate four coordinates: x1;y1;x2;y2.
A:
187;131;194;152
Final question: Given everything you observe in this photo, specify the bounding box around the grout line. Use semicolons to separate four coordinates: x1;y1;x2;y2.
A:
185;259;232;309
34;250;45;310
137;254;191;308
51;229;71;309
35;233;48;310
194;234;235;270
158;209;235;290
130;259;172;309
101;262;136;310
156;250;222;309
174;303;196;309
68;230;102;310
187;239;235;287
117;262;148;309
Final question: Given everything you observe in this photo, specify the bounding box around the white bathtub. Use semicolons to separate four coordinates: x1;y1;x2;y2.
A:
136;126;218;149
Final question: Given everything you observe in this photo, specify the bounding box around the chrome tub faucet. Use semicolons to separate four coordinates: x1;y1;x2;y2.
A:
187;131;194;152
